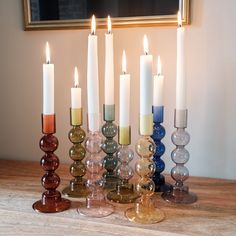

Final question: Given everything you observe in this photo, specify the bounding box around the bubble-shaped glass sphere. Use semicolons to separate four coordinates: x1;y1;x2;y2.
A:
69;144;86;161
116;164;133;181
152;124;166;141
102;122;117;138
171;165;189;182
154;142;165;156
135;177;155;196
103;155;118;172
70;161;86;177
135;158;156;177
40;134;58;152
135;136;156;158
117;145;134;164
171;128;190;146
153;158;165;173
42;172;60;190
86;173;105;190
68;126;86;144
101;139;118;154
171;147;190;164
85;153;103;174
85;132;103;154
41;153;59;171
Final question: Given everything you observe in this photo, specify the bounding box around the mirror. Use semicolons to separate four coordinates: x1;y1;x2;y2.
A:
23;0;190;30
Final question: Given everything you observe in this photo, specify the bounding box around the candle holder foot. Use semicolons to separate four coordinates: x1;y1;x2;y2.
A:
62;180;88;198
107;183;139;204
125;198;165;224
77;200;114;218
33;193;71;213
162;186;197;204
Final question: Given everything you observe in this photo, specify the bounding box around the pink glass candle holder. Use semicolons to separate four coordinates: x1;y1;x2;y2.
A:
77;121;114;217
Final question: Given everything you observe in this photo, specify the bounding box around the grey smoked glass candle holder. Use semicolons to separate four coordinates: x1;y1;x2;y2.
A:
162;109;197;204
101;105;119;189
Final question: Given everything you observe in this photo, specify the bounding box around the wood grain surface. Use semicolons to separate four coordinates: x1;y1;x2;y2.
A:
0;159;236;236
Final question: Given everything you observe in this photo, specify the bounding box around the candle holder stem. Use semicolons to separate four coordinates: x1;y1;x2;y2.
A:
107;127;139;203
125;130;164;224
101;105;119;189
33;114;70;213
77;124;114;217
62;108;88;198
162;109;197;204
152;106;172;192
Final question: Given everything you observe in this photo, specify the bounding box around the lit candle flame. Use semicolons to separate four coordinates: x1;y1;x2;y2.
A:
178;11;182;27
122;50;127;74
74;66;79;87
46;41;50;64
143;35;149;55
91;15;96;34
107;15;112;33
157;56;162;75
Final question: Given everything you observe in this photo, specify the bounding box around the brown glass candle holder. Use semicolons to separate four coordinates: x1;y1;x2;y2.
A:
62;108;88;198
32;114;71;213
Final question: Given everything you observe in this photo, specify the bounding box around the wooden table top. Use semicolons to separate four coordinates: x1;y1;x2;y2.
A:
0;159;236;236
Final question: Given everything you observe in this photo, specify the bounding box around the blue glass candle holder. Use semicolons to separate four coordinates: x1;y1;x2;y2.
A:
152;106;172;192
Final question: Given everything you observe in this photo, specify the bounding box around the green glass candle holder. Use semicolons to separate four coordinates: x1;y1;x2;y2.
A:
62;108;88;198
101;104;119;189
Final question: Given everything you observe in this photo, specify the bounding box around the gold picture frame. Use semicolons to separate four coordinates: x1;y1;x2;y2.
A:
23;0;190;31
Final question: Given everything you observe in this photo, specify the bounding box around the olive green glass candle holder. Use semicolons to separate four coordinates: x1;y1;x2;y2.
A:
101;104;119;189
107;126;139;203
62;108;88;198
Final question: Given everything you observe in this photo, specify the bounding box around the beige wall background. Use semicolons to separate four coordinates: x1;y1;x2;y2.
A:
0;0;236;179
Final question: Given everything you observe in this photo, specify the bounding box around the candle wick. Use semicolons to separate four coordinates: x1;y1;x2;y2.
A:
123;71;126;75
91;31;95;35
158;73;161;76
145;52;148;55
47;61;50;64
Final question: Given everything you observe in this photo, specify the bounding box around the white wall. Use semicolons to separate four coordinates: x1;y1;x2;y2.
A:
0;0;236;179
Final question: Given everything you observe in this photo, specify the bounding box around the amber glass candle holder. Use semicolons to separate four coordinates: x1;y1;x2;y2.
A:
162;109;197;204
33;114;71;213
125;114;165;224
101;105;119;189
62;108;88;198
77;114;114;217
107;126;139;203
152;106;172;192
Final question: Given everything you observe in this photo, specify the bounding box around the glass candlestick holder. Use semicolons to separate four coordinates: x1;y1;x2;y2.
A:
125;114;165;224
33;114;71;213
77;114;114;217
107;126;139;203
152;106;172;192
62;108;88;198
101;105;119;189
162;109;197;204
